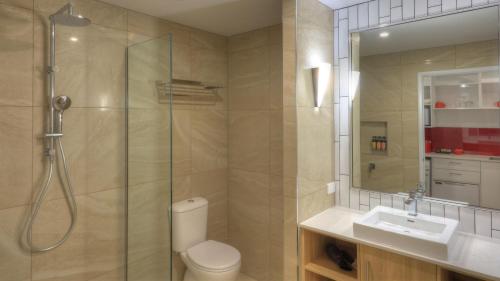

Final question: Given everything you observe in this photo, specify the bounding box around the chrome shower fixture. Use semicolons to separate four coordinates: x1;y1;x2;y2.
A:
22;2;91;254
49;3;91;27
54;95;72;111
54;96;72;133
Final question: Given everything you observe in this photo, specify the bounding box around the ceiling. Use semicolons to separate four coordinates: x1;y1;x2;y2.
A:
359;6;499;56
101;0;282;36
318;0;366;9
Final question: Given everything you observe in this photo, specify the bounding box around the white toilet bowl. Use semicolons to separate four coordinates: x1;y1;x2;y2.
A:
180;240;241;281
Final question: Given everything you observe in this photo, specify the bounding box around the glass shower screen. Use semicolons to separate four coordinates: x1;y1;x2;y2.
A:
127;34;173;281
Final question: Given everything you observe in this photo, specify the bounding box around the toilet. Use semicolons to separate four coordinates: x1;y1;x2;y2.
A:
172;197;241;281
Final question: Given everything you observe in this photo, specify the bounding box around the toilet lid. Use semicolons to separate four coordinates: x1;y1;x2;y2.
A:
187;240;241;271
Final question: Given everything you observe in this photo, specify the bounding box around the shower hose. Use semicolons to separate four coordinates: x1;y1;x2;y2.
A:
22;137;77;253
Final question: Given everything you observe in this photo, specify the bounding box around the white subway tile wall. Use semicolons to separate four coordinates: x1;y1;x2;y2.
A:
417;200;431;215
459;207;475;233
360;190;370;205
333;0;499;237
340;175;351;207
430;202;445;217
369;196;381;210
360;204;370;211
475;210;492;237
350;188;360;209
381;194;393;207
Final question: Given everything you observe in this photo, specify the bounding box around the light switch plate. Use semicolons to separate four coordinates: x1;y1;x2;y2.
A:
327;182;336;194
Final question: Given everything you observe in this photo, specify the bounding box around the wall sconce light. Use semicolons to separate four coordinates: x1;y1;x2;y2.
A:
311;63;331;108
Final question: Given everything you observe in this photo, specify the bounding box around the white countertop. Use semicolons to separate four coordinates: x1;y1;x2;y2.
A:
300;207;500;281
426;152;500;162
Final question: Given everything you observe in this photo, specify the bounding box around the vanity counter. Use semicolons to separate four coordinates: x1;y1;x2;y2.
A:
300;207;500;281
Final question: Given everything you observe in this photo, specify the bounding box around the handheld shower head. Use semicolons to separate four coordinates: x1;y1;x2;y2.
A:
53;96;71;134
54;96;72;112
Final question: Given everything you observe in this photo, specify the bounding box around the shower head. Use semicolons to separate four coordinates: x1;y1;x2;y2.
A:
51;14;91;27
53;96;72;112
49;3;91;27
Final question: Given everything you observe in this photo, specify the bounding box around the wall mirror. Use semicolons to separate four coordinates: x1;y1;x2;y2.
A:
351;6;500;209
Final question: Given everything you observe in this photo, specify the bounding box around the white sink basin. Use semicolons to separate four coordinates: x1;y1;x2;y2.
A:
353;206;458;259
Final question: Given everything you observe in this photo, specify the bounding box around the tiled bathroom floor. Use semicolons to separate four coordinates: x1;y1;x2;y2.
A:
237;273;258;281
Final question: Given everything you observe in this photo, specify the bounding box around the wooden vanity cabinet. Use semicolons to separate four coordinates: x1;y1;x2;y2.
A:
301;228;492;281
358;245;437;281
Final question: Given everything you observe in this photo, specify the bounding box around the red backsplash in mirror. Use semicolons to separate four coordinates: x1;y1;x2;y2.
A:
425;127;500;156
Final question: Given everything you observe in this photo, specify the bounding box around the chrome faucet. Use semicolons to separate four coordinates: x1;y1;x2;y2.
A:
405;183;425;216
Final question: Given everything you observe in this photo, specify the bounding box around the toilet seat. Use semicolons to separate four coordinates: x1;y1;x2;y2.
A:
186;240;241;272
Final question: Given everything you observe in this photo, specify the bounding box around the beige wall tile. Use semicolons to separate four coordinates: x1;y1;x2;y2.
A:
33;22;127;108
402;110;419;159
172;175;191;202
229;75;271;110
205;190;228;242
172;42;191;80
283;107;297;179
230;47;270;79
0;205;31;281
270;111;284;176
229;111;270;173
229;169;270;225
0;107;32;210
0;0;32;9
298;186;333;222
403;158;420;191
190;29;227;51
172;110;192;177
229;28;269;53
128;108;170;186
87;109;125;192
268;24;283;47
191;47;227;85
283;1;298;281
0;4;33;107
88;267;125;281
283;196;297;281
191;110;227;172
456;40;498;64
360;65;403;112
31;189;125;281
229;169;270;281
172;253;186;281
191;169;227;196
297;107;333;182
128;181;170;266
128;250;171;281
127;10;170;38
401;46;455;65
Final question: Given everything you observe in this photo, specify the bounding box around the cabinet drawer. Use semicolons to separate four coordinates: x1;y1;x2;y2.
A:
432;180;480;205
432;168;480;184
432;158;480;172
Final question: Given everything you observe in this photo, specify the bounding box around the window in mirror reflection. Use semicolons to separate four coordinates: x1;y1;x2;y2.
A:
351;6;500;210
